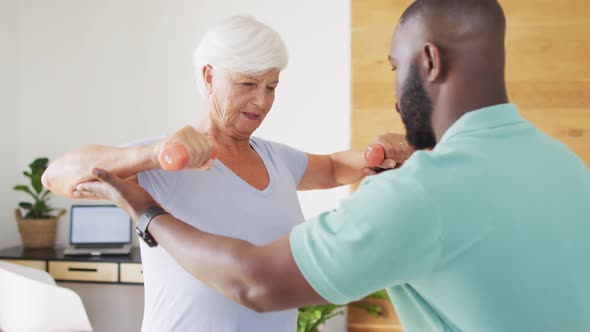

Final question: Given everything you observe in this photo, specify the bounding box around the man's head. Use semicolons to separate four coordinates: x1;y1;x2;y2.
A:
390;0;508;148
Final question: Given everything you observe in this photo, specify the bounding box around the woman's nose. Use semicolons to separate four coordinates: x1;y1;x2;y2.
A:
252;87;271;108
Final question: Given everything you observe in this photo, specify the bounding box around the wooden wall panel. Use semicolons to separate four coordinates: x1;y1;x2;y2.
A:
352;0;412;153
503;0;590;163
350;0;590;330
351;0;590;163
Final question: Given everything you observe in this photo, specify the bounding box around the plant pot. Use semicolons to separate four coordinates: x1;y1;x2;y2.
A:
15;208;66;249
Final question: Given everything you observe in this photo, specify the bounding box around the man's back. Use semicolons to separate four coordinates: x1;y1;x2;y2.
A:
289;103;589;331
388;104;590;331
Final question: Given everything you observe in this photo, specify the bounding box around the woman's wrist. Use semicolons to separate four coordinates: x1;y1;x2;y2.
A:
142;143;162;170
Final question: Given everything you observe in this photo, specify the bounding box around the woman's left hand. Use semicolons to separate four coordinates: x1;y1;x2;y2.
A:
74;168;159;223
364;133;414;175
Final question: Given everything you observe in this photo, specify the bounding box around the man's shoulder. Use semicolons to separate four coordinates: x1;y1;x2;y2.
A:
357;150;439;207
361;147;475;198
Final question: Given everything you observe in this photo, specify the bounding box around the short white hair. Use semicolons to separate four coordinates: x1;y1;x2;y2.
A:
193;15;289;96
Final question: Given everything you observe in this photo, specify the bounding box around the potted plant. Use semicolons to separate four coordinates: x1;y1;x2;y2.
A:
297;290;389;332
13;157;65;248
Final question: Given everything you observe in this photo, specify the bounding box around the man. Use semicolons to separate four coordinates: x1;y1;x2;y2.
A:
71;1;590;331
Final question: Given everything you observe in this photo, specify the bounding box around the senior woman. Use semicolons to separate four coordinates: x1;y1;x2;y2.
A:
43;15;411;332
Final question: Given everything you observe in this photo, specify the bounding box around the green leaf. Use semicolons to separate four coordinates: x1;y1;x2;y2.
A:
32;174;43;194
19;202;33;210
14;185;37;200
34;200;48;211
297;304;346;332
24;210;51;219
40;190;51;201
17;158;58;219
350;302;384;318
29;158;49;174
367;289;390;300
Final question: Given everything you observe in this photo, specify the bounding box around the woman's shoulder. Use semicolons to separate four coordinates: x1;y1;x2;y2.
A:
250;136;275;153
250;136;299;157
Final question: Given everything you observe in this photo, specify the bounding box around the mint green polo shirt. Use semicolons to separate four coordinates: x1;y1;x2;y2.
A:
290;104;590;332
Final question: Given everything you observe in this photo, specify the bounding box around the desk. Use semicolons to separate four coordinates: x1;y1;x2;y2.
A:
0;246;143;284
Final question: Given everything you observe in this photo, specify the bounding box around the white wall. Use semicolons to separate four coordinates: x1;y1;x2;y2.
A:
0;0;20;247
3;1;351;331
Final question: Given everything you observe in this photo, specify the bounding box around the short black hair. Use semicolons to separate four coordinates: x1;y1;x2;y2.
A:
400;0;506;28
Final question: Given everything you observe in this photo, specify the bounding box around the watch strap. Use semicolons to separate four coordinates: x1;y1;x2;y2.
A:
136;206;168;247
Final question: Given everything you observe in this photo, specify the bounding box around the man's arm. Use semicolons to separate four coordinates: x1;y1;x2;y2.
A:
75;168;327;312
77;163;440;313
149;215;327;312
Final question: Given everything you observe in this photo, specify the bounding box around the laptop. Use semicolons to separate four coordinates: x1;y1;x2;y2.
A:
64;205;132;256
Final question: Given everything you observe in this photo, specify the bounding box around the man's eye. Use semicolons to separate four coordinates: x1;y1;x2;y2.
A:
242;83;256;87
391;67;397;72
267;86;276;92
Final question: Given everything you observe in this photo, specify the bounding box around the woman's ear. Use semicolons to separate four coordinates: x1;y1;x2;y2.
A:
202;65;214;95
422;42;443;83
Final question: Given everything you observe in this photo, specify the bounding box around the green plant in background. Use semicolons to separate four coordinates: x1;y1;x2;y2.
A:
297;290;390;332
14;157;56;219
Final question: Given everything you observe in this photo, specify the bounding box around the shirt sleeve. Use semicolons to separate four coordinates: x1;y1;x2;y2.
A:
137;169;178;204
289;170;442;304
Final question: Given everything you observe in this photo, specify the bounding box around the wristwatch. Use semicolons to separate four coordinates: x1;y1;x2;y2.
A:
136;206;168;247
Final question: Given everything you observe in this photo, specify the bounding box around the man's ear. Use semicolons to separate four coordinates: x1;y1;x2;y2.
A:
422;42;443;83
202;65;214;94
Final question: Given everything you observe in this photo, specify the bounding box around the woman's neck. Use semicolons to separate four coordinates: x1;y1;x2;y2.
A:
194;112;253;156
210;127;252;155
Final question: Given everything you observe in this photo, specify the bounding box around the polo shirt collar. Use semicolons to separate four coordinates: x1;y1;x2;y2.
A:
438;103;525;144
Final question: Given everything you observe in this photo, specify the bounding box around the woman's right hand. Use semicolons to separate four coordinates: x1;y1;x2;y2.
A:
154;126;217;171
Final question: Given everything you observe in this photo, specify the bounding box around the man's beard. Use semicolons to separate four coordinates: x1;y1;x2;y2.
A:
398;64;437;150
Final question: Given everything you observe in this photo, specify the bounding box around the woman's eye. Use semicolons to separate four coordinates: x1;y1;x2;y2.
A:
242;82;256;87
267;86;276;92
391;67;397;72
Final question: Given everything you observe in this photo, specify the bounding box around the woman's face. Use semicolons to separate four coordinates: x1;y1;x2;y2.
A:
205;66;280;139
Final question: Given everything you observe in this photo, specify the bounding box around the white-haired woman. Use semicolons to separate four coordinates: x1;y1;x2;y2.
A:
43;15;411;332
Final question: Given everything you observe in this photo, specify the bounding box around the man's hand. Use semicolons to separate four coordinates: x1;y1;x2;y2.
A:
363;133;414;175
74;168;159;222
154;126;216;171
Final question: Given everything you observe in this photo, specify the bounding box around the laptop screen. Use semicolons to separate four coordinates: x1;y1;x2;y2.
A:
70;205;132;244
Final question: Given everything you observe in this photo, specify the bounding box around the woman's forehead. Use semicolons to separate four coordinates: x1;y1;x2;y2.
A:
230;69;281;81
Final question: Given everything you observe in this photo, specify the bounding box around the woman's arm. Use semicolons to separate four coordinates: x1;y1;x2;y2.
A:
43;126;216;199
42;144;158;199
297;133;413;190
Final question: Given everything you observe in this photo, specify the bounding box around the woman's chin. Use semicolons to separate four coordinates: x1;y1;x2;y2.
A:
229;126;258;139
234;120;261;136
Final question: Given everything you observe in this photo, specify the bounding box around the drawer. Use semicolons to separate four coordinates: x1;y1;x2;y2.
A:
0;259;46;271
49;261;118;282
120;263;144;284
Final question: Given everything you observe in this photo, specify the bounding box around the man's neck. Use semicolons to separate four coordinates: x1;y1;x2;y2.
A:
433;83;509;142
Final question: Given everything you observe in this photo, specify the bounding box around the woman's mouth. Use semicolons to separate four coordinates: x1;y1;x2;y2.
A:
242;112;261;120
